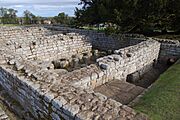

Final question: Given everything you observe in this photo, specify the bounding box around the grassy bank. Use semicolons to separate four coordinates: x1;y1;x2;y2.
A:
134;60;180;120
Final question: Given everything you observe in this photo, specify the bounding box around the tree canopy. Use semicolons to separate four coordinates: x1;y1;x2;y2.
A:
53;12;74;26
23;10;37;24
0;7;18;24
75;0;180;33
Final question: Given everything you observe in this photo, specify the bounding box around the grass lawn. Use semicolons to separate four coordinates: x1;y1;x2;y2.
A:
0;24;21;26
152;34;180;40
80;26;105;32
133;60;180;120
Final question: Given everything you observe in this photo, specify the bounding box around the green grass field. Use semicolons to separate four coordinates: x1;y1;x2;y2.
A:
134;60;180;120
0;24;21;26
152;34;180;40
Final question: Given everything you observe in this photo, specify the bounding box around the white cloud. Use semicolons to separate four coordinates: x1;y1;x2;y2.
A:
12;5;24;8
0;0;81;16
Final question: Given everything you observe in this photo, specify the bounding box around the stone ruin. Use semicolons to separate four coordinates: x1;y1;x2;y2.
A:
0;26;180;120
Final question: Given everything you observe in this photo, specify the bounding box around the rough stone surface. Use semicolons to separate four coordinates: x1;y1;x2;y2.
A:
0;107;9;120
94;80;145;104
0;26;179;120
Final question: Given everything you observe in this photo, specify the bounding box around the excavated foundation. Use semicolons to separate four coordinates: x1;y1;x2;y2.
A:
52;49;111;72
126;61;170;88
94;61;172;105
0;26;180;120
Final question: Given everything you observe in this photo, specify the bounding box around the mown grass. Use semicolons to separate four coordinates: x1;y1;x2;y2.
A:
153;34;180;40
0;24;21;26
80;26;105;32
134;60;180;120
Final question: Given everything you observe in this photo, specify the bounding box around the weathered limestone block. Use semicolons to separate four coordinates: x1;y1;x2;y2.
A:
8;59;16;65
52;69;68;76
52;96;68;110
63;104;80;117
75;111;96;120
51;112;61;120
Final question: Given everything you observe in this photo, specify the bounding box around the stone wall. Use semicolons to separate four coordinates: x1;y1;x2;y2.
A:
0;60;143;120
0;26;146;62
70;40;160;89
0;26;145;55
0;27;52;41
45;26;145;51
152;38;180;61
0;27;92;61
1;26;177;120
0;26;149;120
101;40;160;84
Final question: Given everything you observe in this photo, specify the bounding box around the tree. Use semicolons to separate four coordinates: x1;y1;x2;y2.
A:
75;0;180;33
0;7;7;17
58;12;67;24
53;12;74;25
23;10;37;24
0;7;18;24
78;0;93;9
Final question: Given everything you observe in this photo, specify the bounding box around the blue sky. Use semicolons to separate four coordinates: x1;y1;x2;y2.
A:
0;0;82;17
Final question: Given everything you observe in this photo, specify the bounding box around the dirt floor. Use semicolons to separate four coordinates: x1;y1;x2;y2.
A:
94;80;145;105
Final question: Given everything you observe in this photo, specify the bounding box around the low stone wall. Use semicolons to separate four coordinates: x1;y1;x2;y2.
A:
0;26;147;63
0;26;145;57
0;27;51;41
0;60;143;120
0;27;92;61
152;38;180;61
45;26;145;51
2;26;179;120
70;40;160;89
0;26;152;120
97;40;160;80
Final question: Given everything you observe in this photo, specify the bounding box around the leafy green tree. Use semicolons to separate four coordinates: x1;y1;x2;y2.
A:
53;12;74;25
76;0;180;33
0;7;18;24
54;12;67;24
23;10;37;24
78;0;93;9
